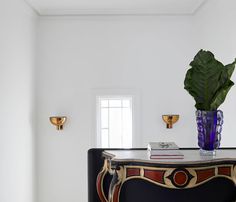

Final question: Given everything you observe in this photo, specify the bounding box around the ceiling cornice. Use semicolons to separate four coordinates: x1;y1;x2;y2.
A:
39;9;197;16
192;0;208;15
24;0;41;15
25;0;206;16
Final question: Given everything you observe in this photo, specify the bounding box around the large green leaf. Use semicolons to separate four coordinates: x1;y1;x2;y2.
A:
184;50;235;110
210;80;234;110
225;60;236;78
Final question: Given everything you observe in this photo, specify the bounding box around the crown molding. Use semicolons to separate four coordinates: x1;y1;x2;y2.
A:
24;0;41;15
192;0;208;15
38;9;198;16
25;0;206;16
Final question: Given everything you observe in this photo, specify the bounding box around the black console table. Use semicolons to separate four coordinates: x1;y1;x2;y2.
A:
96;149;236;202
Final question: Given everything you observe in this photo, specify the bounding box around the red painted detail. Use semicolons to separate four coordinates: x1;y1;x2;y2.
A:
196;168;215;183
126;168;140;177
173;171;188;186
218;166;231;177
96;172;107;202
113;184;121;202
144;169;165;184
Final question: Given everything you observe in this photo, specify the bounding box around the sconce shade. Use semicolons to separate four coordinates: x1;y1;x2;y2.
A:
162;115;179;129
50;116;67;130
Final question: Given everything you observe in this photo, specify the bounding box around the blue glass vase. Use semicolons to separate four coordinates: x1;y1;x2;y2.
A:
196;110;223;155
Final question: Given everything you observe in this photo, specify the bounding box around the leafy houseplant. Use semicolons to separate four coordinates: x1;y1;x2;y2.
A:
184;50;236;154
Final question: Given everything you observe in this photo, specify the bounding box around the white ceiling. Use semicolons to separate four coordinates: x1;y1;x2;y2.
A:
25;0;207;16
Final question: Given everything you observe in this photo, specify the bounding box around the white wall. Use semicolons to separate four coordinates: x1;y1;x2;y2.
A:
36;1;236;202
0;0;37;202
195;0;236;146
36;15;198;202
3;1;236;202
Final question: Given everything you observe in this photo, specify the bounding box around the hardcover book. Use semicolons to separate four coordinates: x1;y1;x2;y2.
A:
147;142;179;151
147;142;184;159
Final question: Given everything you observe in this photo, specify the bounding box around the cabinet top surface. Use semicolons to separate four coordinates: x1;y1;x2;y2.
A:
103;149;236;165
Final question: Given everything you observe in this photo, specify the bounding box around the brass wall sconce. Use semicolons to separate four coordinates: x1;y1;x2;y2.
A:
49;116;67;130
162;115;179;129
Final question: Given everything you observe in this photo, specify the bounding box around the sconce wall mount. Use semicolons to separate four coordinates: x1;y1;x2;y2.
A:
162;114;179;129
50;116;67;130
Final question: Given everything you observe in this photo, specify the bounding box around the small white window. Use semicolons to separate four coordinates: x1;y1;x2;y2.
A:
97;96;133;148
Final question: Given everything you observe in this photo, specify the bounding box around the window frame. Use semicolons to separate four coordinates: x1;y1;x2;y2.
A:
96;95;133;148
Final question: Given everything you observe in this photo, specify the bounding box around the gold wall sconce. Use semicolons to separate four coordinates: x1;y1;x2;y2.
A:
162;115;179;129
49;116;67;130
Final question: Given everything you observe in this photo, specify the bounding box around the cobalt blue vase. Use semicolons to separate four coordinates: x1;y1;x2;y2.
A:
196;110;223;155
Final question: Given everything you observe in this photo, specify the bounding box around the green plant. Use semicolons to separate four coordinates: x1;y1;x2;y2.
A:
184;49;236;111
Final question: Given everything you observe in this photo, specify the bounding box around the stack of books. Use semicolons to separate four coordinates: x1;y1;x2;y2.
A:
147;142;184;159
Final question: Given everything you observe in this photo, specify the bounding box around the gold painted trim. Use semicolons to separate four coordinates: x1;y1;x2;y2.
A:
109;157;236;165
233;165;236;184
192;165;235;187
112;163;236;200
103;153;236;201
97;159;109;202
109;166;124;202
140;167;144;177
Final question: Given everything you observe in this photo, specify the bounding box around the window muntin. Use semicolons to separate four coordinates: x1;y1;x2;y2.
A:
97;97;133;148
